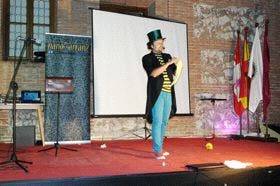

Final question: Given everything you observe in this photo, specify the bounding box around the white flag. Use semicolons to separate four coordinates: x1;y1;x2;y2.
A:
248;27;263;113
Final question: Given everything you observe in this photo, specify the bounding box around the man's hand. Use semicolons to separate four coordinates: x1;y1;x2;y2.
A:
150;57;179;77
168;57;179;65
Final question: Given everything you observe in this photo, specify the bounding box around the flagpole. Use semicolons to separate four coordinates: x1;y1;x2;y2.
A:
239;113;242;136
256;104;261;136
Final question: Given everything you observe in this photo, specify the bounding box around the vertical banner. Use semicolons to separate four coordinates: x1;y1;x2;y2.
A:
45;33;91;143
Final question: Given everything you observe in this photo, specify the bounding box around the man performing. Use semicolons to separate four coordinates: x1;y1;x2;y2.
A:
142;29;178;160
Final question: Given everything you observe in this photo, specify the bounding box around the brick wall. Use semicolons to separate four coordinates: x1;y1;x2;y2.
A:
101;0;153;7
162;0;279;125
0;0;2;58
0;0;279;142
57;0;99;35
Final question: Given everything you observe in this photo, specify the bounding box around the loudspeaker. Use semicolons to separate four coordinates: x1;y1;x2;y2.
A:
16;126;35;147
186;163;226;171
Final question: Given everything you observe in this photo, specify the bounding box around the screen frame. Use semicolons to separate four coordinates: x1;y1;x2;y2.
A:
89;8;193;117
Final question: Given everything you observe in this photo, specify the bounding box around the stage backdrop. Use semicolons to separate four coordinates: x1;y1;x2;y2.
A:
45;33;91;144
91;9;191;116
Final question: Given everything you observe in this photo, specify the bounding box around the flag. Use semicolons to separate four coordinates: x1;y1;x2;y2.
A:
248;26;263;113
263;20;271;121
239;28;250;110
233;31;244;116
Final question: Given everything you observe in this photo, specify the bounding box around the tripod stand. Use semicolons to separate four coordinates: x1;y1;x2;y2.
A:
38;77;77;156
0;82;33;172
200;98;227;139
0;38;34;172
133;120;151;140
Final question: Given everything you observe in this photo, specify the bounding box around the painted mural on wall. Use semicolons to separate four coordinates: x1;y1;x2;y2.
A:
193;3;265;42
196;49;258;135
193;3;264;135
0;110;43;142
91;117;147;140
201;49;231;85
195;93;257;136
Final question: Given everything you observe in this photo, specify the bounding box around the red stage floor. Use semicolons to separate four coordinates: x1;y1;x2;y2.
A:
0;138;279;182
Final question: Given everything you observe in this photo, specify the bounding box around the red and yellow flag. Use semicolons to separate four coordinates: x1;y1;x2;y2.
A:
239;28;250;109
233;30;244;116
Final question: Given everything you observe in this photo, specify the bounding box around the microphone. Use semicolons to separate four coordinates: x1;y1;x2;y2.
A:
16;36;41;46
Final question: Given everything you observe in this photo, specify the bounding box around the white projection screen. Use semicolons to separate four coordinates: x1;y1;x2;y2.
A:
91;9;191;116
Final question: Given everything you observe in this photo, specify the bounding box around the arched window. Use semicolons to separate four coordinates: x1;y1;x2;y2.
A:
2;0;55;61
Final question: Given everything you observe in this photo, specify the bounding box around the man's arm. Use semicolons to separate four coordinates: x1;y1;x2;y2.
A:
150;58;178;77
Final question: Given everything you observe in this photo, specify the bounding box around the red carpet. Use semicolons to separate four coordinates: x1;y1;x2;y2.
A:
0;138;279;182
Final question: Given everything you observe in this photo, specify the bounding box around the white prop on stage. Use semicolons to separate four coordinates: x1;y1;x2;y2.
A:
171;59;183;86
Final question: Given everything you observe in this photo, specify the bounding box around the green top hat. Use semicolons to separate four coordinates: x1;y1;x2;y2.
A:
147;29;165;43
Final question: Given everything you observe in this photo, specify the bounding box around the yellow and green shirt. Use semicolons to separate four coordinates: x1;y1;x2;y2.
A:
155;53;171;92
